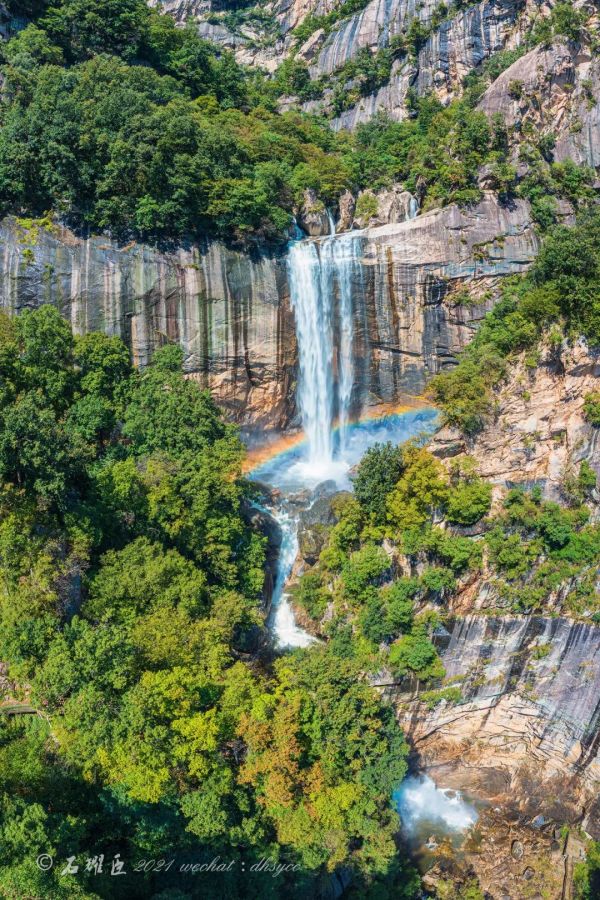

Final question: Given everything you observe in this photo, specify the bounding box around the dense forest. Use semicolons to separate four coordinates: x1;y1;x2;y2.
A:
0;0;589;242
1;210;599;900
0;307;419;898
1;0;600;898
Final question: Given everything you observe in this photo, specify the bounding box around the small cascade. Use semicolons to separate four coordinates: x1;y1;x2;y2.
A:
267;506;314;649
287;226;363;476
395;775;478;838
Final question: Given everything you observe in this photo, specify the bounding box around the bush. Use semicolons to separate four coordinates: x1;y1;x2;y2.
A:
353;441;404;522
381;578;418;635
584;393;600;426
341;544;389;601
446;479;492;526
292;571;328;621
388;626;445;681
354;191;379;222
387;446;449;530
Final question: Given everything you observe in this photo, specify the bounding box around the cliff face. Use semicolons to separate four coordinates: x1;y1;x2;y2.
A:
432;340;600;505
308;0;524;130
478;39;600;169
0;194;537;433
400;615;600;813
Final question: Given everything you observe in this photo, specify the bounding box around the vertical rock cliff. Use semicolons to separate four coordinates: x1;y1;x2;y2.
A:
0;195;537;432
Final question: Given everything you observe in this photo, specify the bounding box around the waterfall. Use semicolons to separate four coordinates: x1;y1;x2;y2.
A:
287;228;362;475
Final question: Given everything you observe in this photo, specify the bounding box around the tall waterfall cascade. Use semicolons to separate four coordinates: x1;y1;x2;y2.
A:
287;228;363;480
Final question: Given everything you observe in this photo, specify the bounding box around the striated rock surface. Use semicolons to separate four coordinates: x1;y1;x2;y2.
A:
478;39;600;169
0;195;537;432
303;0;524;130
0;218;296;432
394;614;600;830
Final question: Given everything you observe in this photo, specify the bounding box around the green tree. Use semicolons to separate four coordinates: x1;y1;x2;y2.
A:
354;442;405;522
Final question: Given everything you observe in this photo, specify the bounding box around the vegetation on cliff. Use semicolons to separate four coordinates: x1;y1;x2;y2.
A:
0;307;414;898
2;0;582;243
431;210;600;435
293;432;599;674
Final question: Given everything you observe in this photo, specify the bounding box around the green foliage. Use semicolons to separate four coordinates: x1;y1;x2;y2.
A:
485;488;600;614
387;445;449;530
388;623;445;682
240;647;410;879
354;191;379;222
0;0;355;241
0;308;417;896
419;685;462;710
342;544;389;602
547;1;588;43
430;210;600;436
583;392;600;426
352;95;497;209
291;570;329;621
574;841;600;900
292;0;371;45
354;441;405;523
446;478;492;525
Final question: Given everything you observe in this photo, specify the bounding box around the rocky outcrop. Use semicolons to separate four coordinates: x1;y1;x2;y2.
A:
0;195;537;432
297;188;333;236
431;340;600;503
0;218;296;432
305;0;524;130
353;187;418;228
478;40;600;170
395;614;600;829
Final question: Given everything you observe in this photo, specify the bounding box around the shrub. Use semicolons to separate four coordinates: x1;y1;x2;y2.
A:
353;441;404;522
354;191;379;223
341;544;389;601
381;578;418;634
446;479;492;526
292;571;329;621
583;393;600;426
387;447;449;530
388;626;445;681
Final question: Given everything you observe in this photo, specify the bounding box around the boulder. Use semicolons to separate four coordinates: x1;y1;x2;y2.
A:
337;189;356;232
297;491;352;565
297;188;331;237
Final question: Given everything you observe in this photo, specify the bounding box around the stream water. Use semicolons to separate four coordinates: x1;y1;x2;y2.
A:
248;224;476;866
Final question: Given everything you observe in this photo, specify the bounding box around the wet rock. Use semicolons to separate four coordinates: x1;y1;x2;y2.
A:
312;479;339;500
297;188;331;237
297;491;352;565
242;504;282;609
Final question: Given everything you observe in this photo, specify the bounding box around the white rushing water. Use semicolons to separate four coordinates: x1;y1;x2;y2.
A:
394;775;478;838
267;507;314;649
287;228;362;479
261;222;438;648
252;409;439;648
